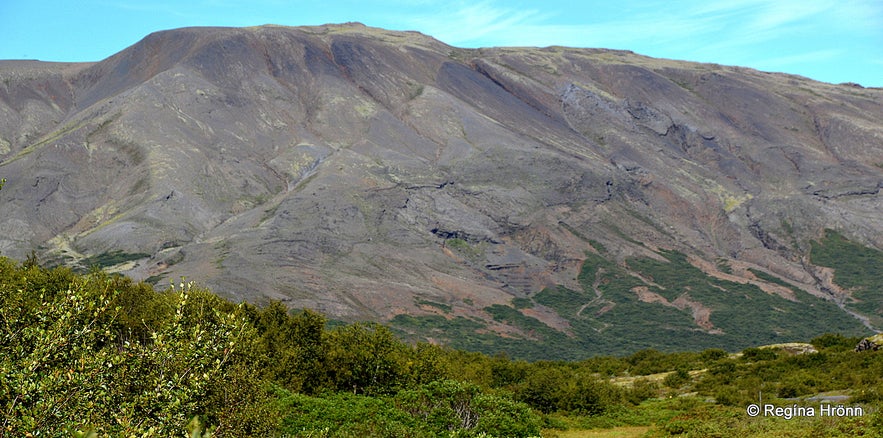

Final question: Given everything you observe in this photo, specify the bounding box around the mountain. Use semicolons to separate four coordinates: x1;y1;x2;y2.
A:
1;24;881;358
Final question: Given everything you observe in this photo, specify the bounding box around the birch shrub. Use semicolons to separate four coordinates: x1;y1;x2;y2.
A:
0;260;265;436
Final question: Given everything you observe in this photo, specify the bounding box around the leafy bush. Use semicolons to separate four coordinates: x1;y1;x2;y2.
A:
626;378;659;405
277;380;541;437
396;379;542;437
245;303;329;394
811;333;861;352
663;368;691;389
741;347;777;362
278;391;428;437
562;377;626;416
325;322;409;395
0;261;273;436
514;366;568;413
472;394;541;437
700;348;729;362
396;380;483;432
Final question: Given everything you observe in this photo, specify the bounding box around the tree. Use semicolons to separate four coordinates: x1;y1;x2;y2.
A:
325;323;407;395
247;303;328;393
516;366;568;413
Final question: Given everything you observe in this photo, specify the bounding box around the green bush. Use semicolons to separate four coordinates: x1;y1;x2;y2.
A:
742;347;777;362
626;378;659;405
555;375;624;416
278;391;428;437
245;303;329;394
712;387;748;406
700;348;729;362
277;380;541;437
394;379;542;436
663;368;691;389
0;261;270;435
324;322;409;395
811;333;861;352
514;366;568;413
396;380;483;432
472;394;542;437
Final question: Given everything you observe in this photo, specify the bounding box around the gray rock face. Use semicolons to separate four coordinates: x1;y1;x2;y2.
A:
0;24;881;331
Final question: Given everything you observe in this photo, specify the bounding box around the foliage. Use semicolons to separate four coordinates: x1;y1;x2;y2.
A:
810;229;883;325
277;390;430;437
471;393;542;437
511;297;532;310
654;402;883;437
396;379;541;436
391;243;868;361
78;250;151;271
0;260;274;436
325;322;409;395
811;333;861;352
244;302;329;394
3;256;883;436
663;368;691;389
277;380;541;437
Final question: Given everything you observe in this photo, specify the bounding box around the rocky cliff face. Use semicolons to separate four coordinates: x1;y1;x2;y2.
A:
1;24;881;355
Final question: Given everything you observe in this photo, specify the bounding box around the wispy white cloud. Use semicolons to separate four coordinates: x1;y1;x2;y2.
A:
750;49;841;70
377;0;881;85
394;0;877;52
401;1;546;46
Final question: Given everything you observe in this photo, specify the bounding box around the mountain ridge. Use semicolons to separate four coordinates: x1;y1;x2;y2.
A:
1;23;881;357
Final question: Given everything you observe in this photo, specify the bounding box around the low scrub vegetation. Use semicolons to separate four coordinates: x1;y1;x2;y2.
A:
811;229;883;326
394;238;869;361
2;255;883;436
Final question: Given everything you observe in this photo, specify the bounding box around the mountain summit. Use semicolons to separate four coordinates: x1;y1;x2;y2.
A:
1;24;881;357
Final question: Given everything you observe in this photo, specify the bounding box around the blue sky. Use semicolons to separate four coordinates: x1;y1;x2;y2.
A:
2;0;881;87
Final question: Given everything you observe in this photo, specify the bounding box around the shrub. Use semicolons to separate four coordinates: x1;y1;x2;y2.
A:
700;348;729;362
515;366;568;413
472;394;542;437
811;333;861;352
626;378;659;405
663;368;691;389
324;322;409;395
394;380;542;436
713;386;748;406
396;380;483;432
278;391;427;437
0;262;264;435
741;347;777;362
559;376;624;416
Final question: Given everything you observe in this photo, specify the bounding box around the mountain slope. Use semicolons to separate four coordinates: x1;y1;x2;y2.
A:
1;24;881;357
